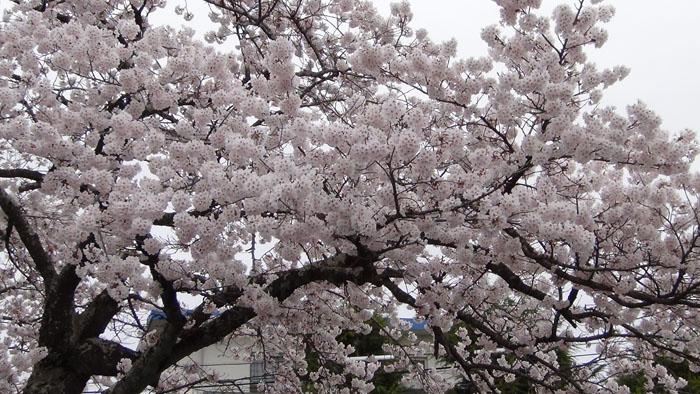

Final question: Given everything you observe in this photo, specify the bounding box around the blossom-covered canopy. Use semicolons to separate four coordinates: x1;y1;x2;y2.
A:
1;0;699;393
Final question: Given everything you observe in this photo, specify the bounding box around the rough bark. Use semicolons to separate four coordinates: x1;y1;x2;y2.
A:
23;354;89;394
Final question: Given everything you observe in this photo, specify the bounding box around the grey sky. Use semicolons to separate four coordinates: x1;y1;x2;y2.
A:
370;0;700;134
3;1;697;134
148;0;700;136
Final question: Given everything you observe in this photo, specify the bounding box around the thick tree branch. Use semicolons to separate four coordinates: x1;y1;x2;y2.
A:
0;188;55;283
72;290;120;342
112;251;394;393
0;168;45;182
70;338;140;377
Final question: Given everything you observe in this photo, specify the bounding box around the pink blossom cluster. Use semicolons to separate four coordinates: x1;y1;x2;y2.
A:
0;0;698;393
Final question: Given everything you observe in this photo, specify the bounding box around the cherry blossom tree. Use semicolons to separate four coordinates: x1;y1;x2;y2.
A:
1;0;699;392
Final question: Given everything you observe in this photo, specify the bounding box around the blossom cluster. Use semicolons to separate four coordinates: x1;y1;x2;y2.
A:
0;0;698;393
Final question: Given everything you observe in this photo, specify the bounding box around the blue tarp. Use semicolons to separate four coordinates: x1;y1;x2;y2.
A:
400;317;427;331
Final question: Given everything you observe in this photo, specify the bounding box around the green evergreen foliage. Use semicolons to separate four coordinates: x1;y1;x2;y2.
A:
618;357;700;393
302;315;404;393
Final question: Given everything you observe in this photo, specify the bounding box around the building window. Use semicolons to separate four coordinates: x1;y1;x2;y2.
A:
250;360;275;384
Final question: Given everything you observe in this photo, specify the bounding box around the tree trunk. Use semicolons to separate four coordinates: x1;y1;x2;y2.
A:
23;356;88;394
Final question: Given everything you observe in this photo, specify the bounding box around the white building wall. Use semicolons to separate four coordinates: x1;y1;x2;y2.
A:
190;338;261;393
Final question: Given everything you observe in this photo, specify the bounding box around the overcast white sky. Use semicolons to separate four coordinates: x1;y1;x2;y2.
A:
2;0;697;340
3;1;697;134
368;0;700;135
149;0;700;316
148;0;700;136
